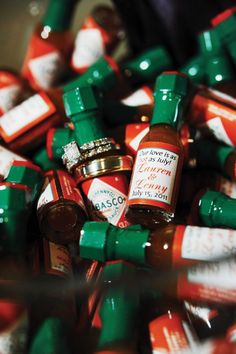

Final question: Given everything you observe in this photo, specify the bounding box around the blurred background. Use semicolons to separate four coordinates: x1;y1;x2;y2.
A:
1;0;236;72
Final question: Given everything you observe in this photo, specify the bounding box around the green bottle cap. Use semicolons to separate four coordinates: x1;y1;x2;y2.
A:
122;46;172;84
47;128;75;160
63;86;106;146
33;148;61;171
29;318;70;354
199;190;236;228
151;71;189;127
6;161;42;202
79;221;149;264
103;99;140;127
198;29;234;86
63;56;120;93
98;262;138;348
180;55;206;84
0;183;29;253
42;0;75;31
194;140;235;172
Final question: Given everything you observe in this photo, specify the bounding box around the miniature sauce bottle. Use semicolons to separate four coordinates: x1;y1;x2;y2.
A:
71;5;123;74
37;169;87;244
21;0;76;90
80;221;236;270
189;189;236;229
148;301;197;353
95;261;138;354
126;72;188;226
62;86;133;228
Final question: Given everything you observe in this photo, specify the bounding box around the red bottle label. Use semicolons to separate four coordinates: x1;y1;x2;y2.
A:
0;92;56;143
57;170;86;212
43;239;72;278
189;89;236;146
177;259;236;304
22;33;67;90
71;16;110;73
172;225;236;267
128;142;182;212
149;312;196;352
81;174;130;228
125;123;149;157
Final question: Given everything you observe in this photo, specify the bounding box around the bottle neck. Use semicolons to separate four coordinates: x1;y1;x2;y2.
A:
106;226;149;264
42;0;75;31
199;191;236;228
151;92;183;129
70;110;107;146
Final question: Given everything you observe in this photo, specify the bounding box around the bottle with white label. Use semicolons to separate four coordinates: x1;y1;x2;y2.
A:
148;300;198;354
21;0;76;91
126;71;188;226
37;169;87;244
71;5;123;74
189;189;236;228
80;221;236;270
62;85;133;228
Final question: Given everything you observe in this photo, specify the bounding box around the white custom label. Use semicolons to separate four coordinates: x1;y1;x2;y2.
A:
129;127;149;152
204;116;233;146
72;29;105;69
121;87;153;106
0;85;21;113
0;312;28;354
219;177;236;198
37;183;54;209
188;259;236;289
28;51;65;89
87;178;127;225
0;94;51;137
181;226;236;262
0;145;26;178
128;146;179;205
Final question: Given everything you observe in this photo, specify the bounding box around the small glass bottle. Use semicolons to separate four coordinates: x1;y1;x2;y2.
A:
188;139;236;181
94;261;138;354
148;301;198;353
189;189;236;229
37;169;87;244
211;7;236;67
71;5;123;74
21;0;76;90
198;28;234;88
126;72;188;226
62;86;133;228
80;221;236;270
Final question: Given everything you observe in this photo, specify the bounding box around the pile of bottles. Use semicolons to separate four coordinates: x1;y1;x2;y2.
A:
2;1;236;353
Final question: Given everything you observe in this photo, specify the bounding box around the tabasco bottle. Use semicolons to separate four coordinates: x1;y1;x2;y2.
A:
126;72;188;226
94;261;139;354
188;139;236;181
148;300;198;353
21;0;76;91
189;189;236;229
198;28;236;92
37;169;87;244
62;85;133;228
71;5;123;74
80;221;236;270
211;7;236;68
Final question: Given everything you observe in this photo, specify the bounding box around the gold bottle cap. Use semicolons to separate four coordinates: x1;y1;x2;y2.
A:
75;155;133;183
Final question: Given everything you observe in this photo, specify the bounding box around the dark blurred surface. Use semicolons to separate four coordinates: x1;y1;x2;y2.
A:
112;0;236;65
